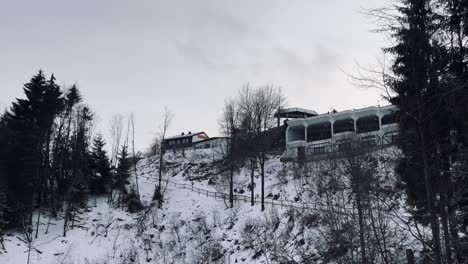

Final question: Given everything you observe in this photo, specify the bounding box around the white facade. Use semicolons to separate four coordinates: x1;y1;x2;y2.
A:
283;105;399;160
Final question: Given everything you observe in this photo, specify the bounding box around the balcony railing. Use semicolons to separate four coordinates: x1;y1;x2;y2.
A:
305;130;398;157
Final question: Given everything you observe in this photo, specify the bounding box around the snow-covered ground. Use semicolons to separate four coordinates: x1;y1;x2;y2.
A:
0;147;420;264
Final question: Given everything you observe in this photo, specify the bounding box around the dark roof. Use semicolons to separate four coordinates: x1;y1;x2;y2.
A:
193;137;229;144
164;132;206;141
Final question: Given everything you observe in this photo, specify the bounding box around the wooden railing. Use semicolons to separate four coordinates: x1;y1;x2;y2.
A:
137;175;350;212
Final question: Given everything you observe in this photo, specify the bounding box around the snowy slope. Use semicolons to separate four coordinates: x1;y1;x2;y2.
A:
0;147;419;264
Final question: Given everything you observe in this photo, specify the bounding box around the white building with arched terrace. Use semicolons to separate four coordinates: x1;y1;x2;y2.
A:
282;105;399;161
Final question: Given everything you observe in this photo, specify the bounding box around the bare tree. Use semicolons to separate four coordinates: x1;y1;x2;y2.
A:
237;84;286;211
129;113;140;199
155;106;174;208
344;55;395;102
147;135;161;157
218;97;243;208
109;113;124;168
237;86;257;207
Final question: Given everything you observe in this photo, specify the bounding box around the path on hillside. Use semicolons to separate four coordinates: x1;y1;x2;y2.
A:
136;174;353;213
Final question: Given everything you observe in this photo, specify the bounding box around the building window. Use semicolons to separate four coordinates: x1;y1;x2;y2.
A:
333;118;355;134
307;122;332;142
382;112;398;125
287;125;305;142
356;115;380;134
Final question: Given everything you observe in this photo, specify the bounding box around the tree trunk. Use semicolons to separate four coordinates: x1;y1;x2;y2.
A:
447;187;461;263
34;180;44;239
158;146;164;209
419;126;442;264
260;154;265;212
368;206;388;264
229;169;234;208
356;193;368;264
250;160;255;206
440;194;453;264
133;156;139;199
35;131;52;238
406;249;415;264
63;205;69;237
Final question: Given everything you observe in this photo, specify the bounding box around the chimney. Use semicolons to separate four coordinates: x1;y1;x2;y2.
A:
188;131;191;134
181;132;185;135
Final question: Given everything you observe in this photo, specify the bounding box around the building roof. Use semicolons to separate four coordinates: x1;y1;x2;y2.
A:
287;105;398;127
193;137;229;144
274;107;318;118
164;132;207;141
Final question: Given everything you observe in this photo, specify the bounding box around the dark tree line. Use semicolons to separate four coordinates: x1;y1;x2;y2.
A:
380;0;468;262
0;71;140;243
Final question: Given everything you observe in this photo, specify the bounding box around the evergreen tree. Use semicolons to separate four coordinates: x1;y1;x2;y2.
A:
114;145;131;208
439;1;468;261
386;0;462;262
0;179;8;251
63;106;93;237
50;85;82;215
0;70;62;225
125;188;143;213
0;120;10;245
89;134;111;195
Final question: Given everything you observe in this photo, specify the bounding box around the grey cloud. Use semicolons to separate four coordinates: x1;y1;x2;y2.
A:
313;45;340;70
1;0;387;151
273;44;340;79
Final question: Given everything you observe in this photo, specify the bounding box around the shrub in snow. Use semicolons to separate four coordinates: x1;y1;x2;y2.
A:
152;188;162;203
125;189;143;213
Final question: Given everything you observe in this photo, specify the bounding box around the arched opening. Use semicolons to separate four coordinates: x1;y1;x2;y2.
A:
287;125;305;142
307;122;332;142
333;118;355;134
356;115;380;134
381;112;398;125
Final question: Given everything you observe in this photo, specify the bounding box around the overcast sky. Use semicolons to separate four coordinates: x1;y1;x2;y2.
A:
1;0;389;152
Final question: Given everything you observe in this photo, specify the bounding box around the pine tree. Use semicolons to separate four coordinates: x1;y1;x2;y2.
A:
386;1;448;263
1;70;63;226
125;188;143;213
438;1;468;261
114;145;131;208
0;118;10;244
89;134;111;195
0;182;9;251
50;85;82;215
63;106;94;237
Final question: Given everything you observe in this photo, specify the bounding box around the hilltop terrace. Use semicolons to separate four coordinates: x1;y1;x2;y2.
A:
282;105;399;160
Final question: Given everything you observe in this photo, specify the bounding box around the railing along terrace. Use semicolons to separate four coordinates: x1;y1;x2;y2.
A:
306;130;399;157
382;130;399;146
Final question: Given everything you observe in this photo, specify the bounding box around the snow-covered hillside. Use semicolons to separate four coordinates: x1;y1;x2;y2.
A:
0;148;420;264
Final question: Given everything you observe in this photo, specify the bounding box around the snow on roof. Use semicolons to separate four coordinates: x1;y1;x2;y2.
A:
164;132;206;141
274;107;318;117
287;104;398;127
